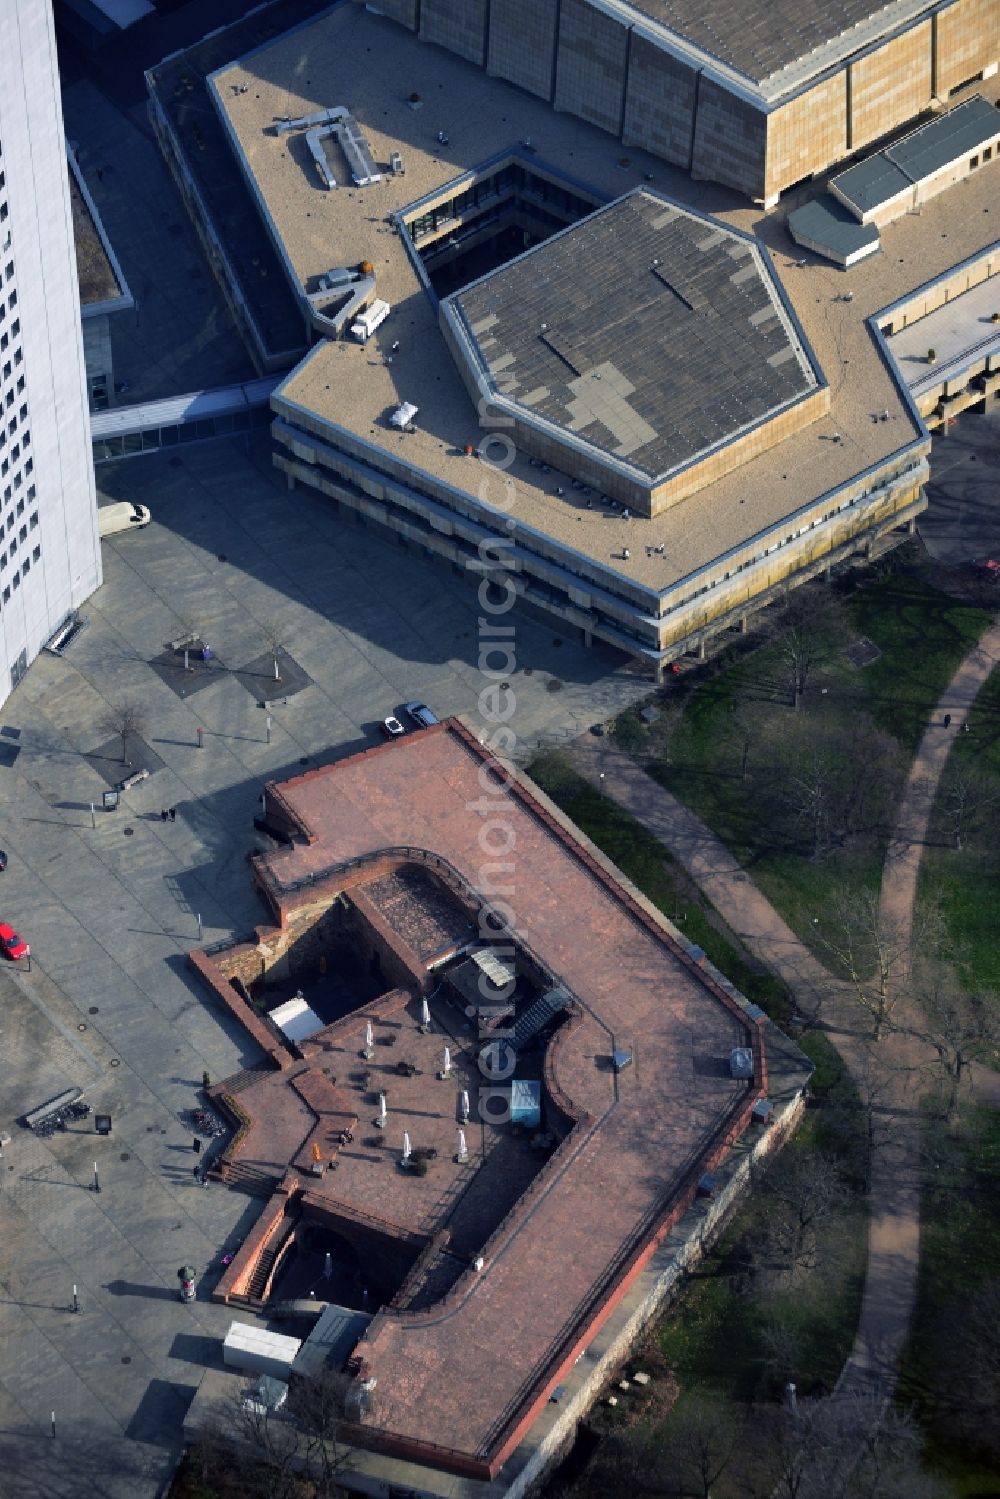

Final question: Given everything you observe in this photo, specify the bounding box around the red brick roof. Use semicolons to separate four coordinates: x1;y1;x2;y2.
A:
256;721;764;1477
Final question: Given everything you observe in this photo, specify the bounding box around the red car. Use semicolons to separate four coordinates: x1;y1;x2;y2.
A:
0;922;28;960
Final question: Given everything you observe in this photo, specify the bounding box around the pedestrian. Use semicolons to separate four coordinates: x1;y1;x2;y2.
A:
192;1136;201;1154
160;809;168;822
963;722;970;734
944;713;952;728
169;807;177;822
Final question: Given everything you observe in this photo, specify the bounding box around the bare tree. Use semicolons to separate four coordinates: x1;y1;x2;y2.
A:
770;589;842;712
189;1381;307;1499
908;964;1000;1122
820;890;913;1040
288;1366;351;1497
562;1396;741;1499
99;701;146;766
749;1150;851;1280
229;1385;304;1499
765;717;900;863
937;763;1000;851
933;1278;1000;1462
728;698;763;783
820;1047;903;1192
260;617;285;683
744;1395;946;1499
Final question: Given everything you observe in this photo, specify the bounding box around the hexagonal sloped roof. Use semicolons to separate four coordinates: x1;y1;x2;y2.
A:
442;190;821;493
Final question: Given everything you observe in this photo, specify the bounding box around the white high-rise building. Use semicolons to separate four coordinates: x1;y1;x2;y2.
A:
0;2;101;701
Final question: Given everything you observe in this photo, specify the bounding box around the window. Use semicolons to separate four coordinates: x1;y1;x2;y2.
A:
970;154;980;169
12;571;18;589
2;587;8;605
29;512;36;530
18;525;26;543
3;262;12;283
21;556;28;577
32;545;39;562
16;497;23;515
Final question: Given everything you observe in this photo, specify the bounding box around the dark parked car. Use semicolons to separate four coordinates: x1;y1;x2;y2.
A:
403;701;439;729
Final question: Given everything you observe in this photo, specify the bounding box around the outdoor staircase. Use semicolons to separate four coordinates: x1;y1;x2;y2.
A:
247;1247;277;1301
223;1160;277;1199
511;986;570;1052
217;1065;275;1096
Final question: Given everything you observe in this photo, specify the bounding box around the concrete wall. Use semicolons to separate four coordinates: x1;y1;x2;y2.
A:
766;74;848;200
366;0;999;203
849;22;934;153
657;463;927;652
554;0;629;140
487;0;559;102
935;0;1000;96
81;311;113;409
368;0;419;27
878;245;1000;329
648;386;831;517
691;77;767;201
0;3;102;704
622;30;698;169
419;0;488;66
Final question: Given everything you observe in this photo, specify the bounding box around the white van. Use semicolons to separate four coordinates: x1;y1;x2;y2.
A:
350;298;390;343
98;502;151;540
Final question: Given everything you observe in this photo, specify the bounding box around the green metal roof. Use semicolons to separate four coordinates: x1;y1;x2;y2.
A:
787;196;881;266
832;96;1000;217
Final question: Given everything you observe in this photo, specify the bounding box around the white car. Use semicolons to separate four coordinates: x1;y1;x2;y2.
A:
97;501;151;540
381;716;406;739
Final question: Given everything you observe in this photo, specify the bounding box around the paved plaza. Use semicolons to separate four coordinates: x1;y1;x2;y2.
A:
0;432;645;1498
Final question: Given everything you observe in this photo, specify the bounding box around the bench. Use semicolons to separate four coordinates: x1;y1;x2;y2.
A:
24;1087;82;1131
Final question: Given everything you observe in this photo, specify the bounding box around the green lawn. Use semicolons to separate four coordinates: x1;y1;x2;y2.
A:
920;657;1000;995
656;1088;867;1408
623;564;991;963
898;1105;1000;1495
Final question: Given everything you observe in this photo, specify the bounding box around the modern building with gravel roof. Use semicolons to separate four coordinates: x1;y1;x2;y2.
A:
370;0;999;204
149;1;1000;677
441;190;826;516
